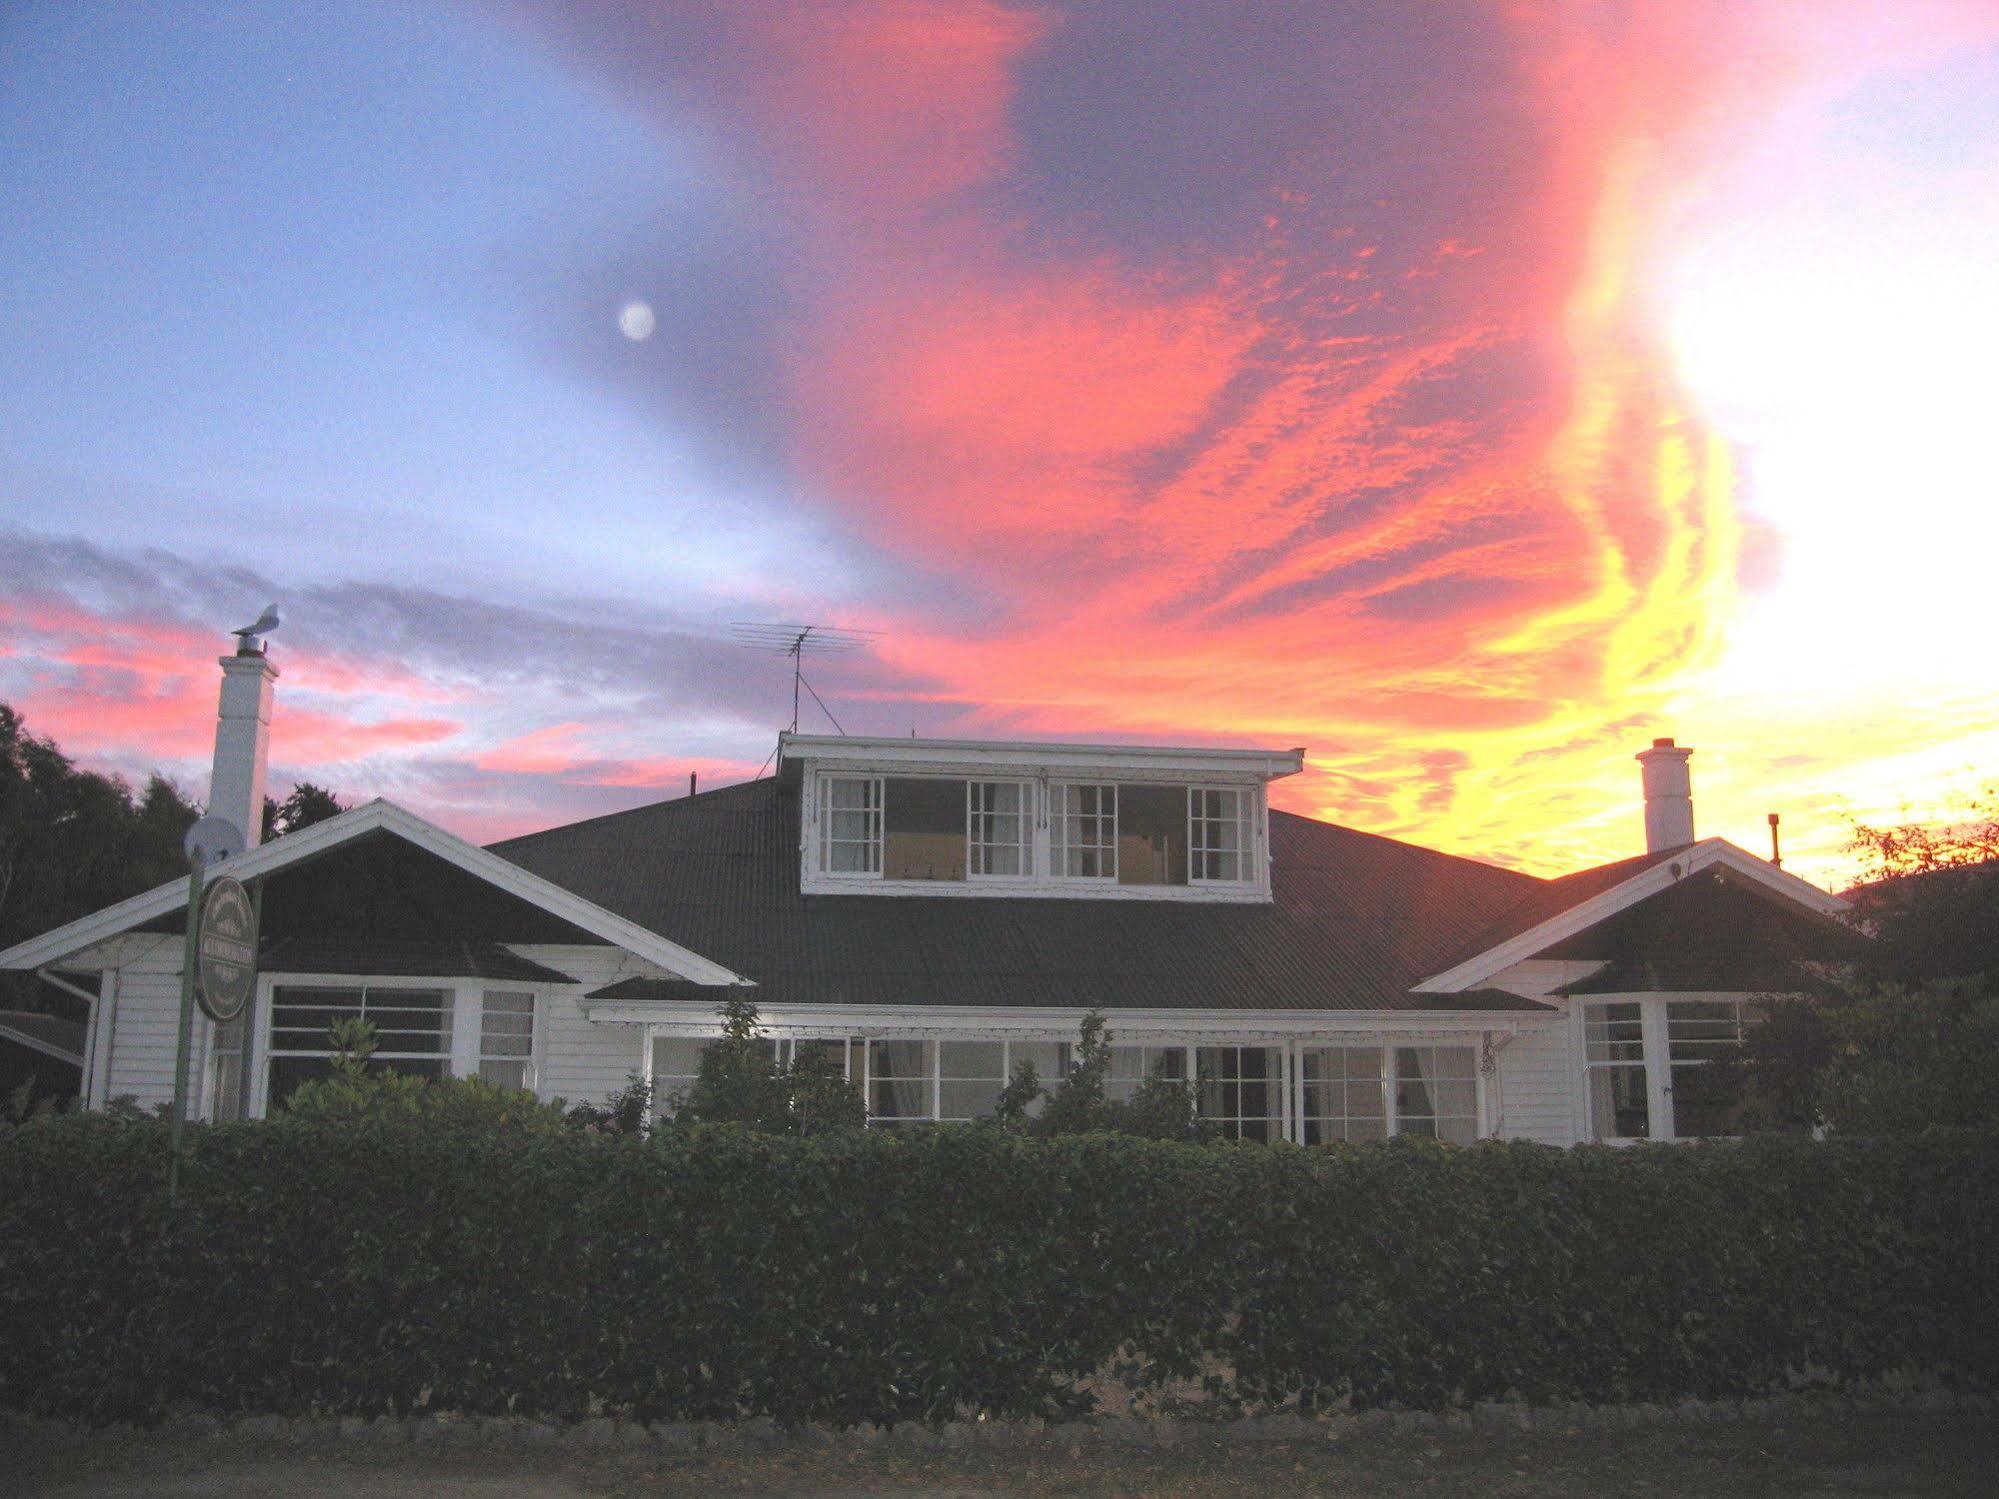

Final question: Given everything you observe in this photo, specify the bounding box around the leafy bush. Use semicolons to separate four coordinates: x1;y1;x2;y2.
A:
994;1010;1211;1141
278;1017;570;1135
1724;979;1999;1134
1;1116;1992;1426
667;995;865;1135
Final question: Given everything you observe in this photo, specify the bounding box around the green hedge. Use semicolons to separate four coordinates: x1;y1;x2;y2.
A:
2;1117;1994;1425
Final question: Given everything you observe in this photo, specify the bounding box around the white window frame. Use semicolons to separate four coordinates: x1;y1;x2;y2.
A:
818;774;884;877
1052;781;1118;881
1575;994;1755;1143
966;778;1034;881
476;989;538;1092
243;974;557;1118
1187;785;1255;885
1296;1043;1482;1144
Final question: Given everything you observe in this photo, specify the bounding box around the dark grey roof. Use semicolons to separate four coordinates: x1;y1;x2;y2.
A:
492;778;1545;1012
1426;844;1696;975
0;1009;86;1066
258;939;575;984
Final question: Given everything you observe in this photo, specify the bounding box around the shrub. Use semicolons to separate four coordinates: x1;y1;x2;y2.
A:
668;995;865;1135
0;1116;1992;1426
994;1010;1211;1141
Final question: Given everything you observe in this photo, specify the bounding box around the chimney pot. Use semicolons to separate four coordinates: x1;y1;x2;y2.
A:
1652;736;1675;748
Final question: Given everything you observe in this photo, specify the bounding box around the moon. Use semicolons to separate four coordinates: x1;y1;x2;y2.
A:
618;300;655;341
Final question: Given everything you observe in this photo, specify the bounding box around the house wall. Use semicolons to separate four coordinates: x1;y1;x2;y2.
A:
78;933;1598;1145
95;934;202;1112
78;938;672;1117
511;945;657;1109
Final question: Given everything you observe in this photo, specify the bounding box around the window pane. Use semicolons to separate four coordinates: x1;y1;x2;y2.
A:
1116;783;1186;885
884;778;966;881
479;1060;529;1091
868;1040;930;1122
1055;783;1117;878
939;1081;1002;1121
1190;786;1251;882
969;781;1029;877
938;1041;1004;1079
1589;1061;1650;1139
1106;1045;1185;1102
1195;1046;1284;1142
1394;1047;1477;1144
822;777;882;874
1667;1000;1744;1060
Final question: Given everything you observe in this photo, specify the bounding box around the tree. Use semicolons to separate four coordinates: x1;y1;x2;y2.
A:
0;705;199;1026
1846;786;1999;986
263;782;346;841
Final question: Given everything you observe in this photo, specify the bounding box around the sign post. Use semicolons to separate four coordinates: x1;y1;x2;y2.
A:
166;856;206;1203
168;815;256;1202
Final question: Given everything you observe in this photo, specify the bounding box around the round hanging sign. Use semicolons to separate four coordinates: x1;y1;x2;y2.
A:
195;876;258;1023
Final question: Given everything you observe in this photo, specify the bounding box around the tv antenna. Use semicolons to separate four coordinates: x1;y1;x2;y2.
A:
729;622;877;734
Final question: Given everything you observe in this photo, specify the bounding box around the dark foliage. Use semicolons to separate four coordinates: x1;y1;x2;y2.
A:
0;704;198;957
261;782;346;842
2;1116;1992;1426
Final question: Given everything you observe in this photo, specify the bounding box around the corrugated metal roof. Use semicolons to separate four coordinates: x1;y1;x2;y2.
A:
491;779;1548;1012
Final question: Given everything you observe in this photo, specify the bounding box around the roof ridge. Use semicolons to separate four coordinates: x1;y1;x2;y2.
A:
488;776;776;853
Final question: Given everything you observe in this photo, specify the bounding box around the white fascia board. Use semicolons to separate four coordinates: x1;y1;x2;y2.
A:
0;798;750;988
781;733;1305;782
1411;837;1851;995
578;998;1547;1039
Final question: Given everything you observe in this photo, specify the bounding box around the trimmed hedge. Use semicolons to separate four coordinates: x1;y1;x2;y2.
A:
1;1117;1994;1425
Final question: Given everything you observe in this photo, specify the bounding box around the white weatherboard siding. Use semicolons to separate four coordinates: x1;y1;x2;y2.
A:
513;946;668;1108
97;935;197;1112
1490;1019;1578;1146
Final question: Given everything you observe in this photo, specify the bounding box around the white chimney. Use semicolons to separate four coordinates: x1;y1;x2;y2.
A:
1635;737;1694;852
208;644;279;851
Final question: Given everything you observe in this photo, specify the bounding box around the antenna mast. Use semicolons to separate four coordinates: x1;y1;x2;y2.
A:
729;622;878;734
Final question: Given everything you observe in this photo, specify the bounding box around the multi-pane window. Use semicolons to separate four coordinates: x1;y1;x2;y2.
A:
1055;783;1117;879
1583;998;1754;1141
267;985;450;1108
479;990;536;1091
1189;787;1253;883
938;1040;1007;1121
1197;1045;1285;1142
1300;1046;1387;1143
1106;1044;1188;1103
1666;1001;1748;1138
1585;1002;1651;1138
967;781;1030;877
1393;1046;1478;1144
867;1039;931;1125
820;776;883;874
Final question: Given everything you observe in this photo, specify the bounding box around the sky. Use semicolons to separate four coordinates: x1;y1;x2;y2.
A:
2;0;1996;888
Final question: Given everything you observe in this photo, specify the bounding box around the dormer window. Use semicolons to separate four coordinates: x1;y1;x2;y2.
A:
790;735;1302;902
819;775;1035;882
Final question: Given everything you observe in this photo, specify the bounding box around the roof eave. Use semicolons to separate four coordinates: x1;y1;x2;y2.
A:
0;798;752;987
1410;837;1850;994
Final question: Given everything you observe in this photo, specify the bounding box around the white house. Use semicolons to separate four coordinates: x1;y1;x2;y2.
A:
1;640;1860;1145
